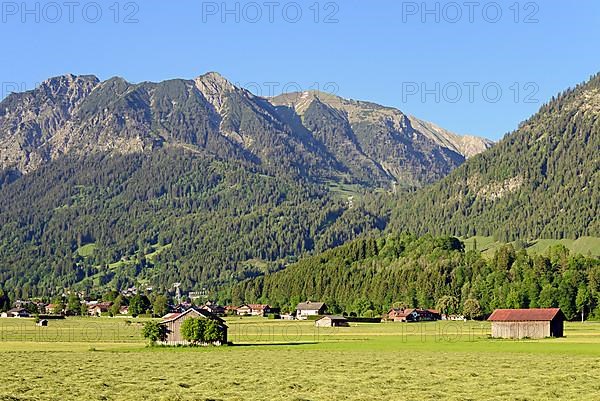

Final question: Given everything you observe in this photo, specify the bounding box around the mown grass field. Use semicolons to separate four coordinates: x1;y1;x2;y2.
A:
1;317;600;400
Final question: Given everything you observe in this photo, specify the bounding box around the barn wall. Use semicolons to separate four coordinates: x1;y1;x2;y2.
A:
315;319;332;327
491;321;550;339
550;318;564;337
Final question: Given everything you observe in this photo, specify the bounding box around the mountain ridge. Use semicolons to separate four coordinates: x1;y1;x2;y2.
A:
1;72;492;187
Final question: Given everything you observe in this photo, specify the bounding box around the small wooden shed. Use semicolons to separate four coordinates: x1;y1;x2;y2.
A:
488;308;565;339
315;315;349;327
160;308;228;346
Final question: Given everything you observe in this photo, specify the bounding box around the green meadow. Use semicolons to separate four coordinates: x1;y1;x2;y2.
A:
462;236;600;258
1;317;600;401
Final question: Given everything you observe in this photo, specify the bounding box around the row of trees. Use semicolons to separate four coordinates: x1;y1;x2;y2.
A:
230;234;600;321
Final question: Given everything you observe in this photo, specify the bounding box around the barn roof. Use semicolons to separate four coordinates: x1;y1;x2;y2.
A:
296;302;326;311
160;307;226;325
487;308;564;322
318;315;348;322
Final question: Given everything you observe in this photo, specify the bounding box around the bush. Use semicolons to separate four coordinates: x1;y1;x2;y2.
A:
181;317;225;345
141;321;167;345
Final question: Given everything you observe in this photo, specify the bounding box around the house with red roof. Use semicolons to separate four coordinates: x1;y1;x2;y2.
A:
388;308;441;322
488;308;565;339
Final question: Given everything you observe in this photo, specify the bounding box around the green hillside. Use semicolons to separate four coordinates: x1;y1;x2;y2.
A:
0;149;386;299
390;73;600;241
231;234;600;320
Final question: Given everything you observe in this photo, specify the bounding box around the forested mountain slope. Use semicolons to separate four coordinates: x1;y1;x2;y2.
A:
0;72;492;297
0;148;390;298
232;234;600;320
390;73;600;241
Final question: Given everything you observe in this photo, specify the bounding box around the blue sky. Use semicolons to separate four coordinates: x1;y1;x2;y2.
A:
1;0;599;140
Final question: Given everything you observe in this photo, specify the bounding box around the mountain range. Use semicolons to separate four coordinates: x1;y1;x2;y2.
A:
0;72;491;187
0;71;598;298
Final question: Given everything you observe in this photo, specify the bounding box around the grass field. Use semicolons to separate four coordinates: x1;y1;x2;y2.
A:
1;318;600;400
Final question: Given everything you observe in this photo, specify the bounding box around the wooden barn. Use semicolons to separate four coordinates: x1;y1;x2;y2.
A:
488;308;565;339
160;308;228;346
315;315;349;327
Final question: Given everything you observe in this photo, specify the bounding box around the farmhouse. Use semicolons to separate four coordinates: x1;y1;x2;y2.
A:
248;304;272;316
200;302;225;316
315;315;349;327
4;308;30;318
160;308;228;346
236;305;252;316
45;304;62;314
236;304;272;316
488;308;565;339
296;301;327;320
388;308;441;322
88;302;113;317
225;305;238;315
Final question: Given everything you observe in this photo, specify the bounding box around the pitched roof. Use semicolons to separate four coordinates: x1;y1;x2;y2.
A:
247;304;269;311
389;308;415;317
296;302;326;311
161;307;226;325
488;308;564;322
318;315;348;322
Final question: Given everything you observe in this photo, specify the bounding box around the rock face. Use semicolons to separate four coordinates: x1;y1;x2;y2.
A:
0;73;493;187
407;116;494;158
270;91;493;185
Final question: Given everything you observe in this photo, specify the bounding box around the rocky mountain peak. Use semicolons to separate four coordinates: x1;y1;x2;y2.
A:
194;72;238;112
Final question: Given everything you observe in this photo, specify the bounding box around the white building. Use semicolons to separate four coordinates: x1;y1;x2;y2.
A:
296;301;327;320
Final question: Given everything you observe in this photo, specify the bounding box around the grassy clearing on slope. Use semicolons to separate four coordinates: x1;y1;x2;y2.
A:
462;236;600;258
1;318;600;400
76;243;97;257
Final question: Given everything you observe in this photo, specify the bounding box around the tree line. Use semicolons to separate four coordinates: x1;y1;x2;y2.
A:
230;234;600;321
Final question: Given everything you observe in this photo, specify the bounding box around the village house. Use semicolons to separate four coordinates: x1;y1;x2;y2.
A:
45;304;63;315
296;301;327;320
200;302;226;316
236;305;252;316
248;304;272;316
225;306;238;315
315;315;350;327
387;308;441;322
160;308;228;346
4;308;30;318
88;302;113;317
488;308;565;339
172;303;193;313
236;304;273;317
